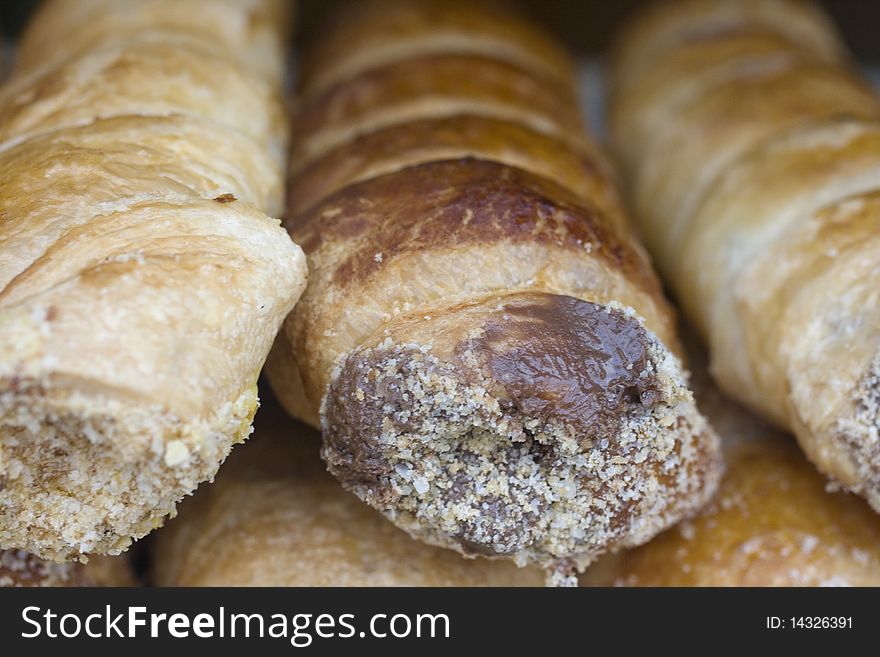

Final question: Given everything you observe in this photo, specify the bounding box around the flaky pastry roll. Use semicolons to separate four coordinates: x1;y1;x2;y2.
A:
269;0;720;582
0;0;307;561
610;0;880;510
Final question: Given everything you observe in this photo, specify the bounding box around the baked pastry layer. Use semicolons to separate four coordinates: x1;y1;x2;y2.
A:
0;0;307;560
0;550;134;587
610;0;880;509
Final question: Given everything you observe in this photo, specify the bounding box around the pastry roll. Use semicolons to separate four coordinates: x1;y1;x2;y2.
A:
582;350;880;587
1;551;135;587
610;0;880;509
151;395;544;587
269;0;721;581
0;0;307;561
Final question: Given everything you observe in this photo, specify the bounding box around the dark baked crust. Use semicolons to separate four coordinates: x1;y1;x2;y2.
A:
289;114;618;220
288;158;661;299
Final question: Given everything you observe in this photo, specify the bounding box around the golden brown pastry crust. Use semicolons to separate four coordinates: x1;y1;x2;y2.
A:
582;350;880;587
612;0;844;95
17;0;291;86
0;39;286;174
292;53;587;171
297;0;574;99
151;396;545;587
288;115;621;225
0;0;307;561
611;0;880;510
269;0;720;580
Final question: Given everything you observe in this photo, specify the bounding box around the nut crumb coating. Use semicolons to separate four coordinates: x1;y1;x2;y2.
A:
582;345;880;587
322;294;721;576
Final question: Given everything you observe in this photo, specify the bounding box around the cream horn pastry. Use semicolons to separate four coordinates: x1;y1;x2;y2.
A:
268;0;721;582
610;0;880;510
0;0;307;561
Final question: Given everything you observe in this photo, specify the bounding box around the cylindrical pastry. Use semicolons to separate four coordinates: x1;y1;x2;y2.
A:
582;349;880;587
1;551;136;587
151;394;545;587
611;0;880;510
0;0;307;561
268;0;721;581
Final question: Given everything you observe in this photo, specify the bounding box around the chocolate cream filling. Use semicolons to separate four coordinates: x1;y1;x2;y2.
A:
321;292;717;575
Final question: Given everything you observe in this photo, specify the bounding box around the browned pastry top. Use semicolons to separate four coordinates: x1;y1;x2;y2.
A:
288;158;660;300
289;114;614;218
298;0;573;96
292;53;585;168
458;295;660;434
